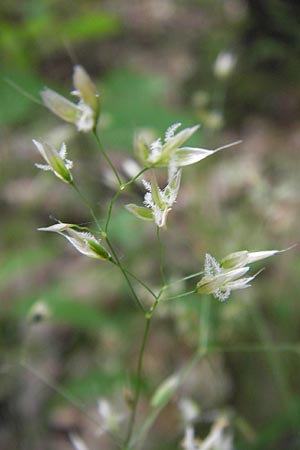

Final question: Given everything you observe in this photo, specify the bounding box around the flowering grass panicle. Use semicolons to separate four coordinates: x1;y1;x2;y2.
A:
28;63;294;450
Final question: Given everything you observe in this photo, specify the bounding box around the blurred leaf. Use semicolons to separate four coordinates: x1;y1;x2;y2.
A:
12;288;123;330
61;368;125;402
101;70;194;149
0;246;55;290
151;373;180;408
62;12;121;42
109;208;151;250
0;69;42;125
49;297;115;330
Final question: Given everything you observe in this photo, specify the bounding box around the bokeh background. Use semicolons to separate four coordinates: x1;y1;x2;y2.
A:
1;1;300;449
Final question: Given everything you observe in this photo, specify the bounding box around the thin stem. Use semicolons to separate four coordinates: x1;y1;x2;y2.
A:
130;349;206;450
249;300;293;410
124;317;151;447
105;166;150;234
124;286;164;449
175;270;204;284
199;295;211;353
93;130;122;186
157;227;166;287
105;236;146;313
161;289;196;302
208;343;300;354
105;188;122;233
4;78;43;106
20;360;122;447
123;268;157;300
71;180;103;233
122;167;149;188
71;181;146;313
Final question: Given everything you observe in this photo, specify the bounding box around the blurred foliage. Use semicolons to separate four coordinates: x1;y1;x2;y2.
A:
1;1;300;450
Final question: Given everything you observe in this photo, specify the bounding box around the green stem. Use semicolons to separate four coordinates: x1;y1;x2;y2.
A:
123;268;157;300
71;181;103;233
93;130;123;186
249;300;292;411
104;166;149;234
105;188;122;233
105;237;146;313
124;286;164;449
208;343;300;353
157;227;166;287
175;270;204;283
21;360;122;447
4;78;43;106
71;181;146;313
161;289;196;302
122;167;149;188
124;317;151;447
199;295;211;353
130;349;206;450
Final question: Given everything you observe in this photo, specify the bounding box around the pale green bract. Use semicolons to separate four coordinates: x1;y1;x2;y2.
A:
221;248;292;269
196;253;260;301
135;122;241;168
33;139;73;183
126;169;182;228
196;247;291;301
38;222;111;260
41;65;99;132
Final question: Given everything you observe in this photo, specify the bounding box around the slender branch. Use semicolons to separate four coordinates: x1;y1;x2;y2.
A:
124;317;151;446
20;360;122;447
249;300;293;410
208;343;300;353
4;78;43;106
122;166;149;188
93;130;123;186
105;237;146;313
123;268;157;300
161;289;196;302
71;181;146;313
105;188;122;233
157;227;166;287
174;270;204;284
71;180;103;233
199;295;211;353
130;349;206;450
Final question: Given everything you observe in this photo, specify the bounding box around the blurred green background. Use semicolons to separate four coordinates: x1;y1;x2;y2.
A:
1;0;300;449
